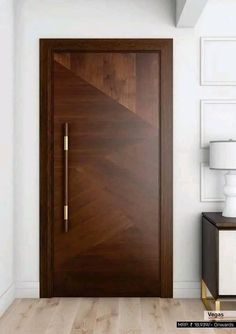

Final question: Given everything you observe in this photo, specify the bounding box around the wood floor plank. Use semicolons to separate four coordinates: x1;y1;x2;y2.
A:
213;329;236;334
181;299;206;320
1;298;236;334
0;299;41;334
18;298;60;333
119;298;141;334
160;298;191;334
141;297;165;333
181;299;215;334
45;298;78;334
70;298;98;334
0;299;21;333
94;298;119;334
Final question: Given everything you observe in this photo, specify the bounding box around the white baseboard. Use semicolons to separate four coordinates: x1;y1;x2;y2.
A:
173;281;201;298
0;283;15;317
15;281;39;298
14;281;200;299
1;280;200;304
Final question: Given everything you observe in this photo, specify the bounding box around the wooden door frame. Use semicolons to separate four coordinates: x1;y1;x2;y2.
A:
40;39;173;298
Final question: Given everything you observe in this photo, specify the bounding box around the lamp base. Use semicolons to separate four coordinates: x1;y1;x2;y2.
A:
222;171;236;218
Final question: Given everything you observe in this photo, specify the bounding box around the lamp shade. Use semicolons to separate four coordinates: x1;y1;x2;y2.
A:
210;140;236;170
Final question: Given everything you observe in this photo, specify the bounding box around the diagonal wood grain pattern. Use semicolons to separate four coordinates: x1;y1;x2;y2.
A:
1;298;233;334
54;52;160;126
53;52;160;297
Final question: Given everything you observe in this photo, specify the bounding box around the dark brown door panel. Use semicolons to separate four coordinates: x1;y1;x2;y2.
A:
40;39;173;297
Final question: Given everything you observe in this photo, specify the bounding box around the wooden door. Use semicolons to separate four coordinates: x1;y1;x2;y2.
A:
40;39;173;297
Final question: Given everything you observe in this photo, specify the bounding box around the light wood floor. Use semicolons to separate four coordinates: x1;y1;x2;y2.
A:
0;298;235;334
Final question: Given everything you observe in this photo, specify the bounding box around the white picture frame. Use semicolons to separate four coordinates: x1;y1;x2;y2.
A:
201;37;236;86
200;99;236;148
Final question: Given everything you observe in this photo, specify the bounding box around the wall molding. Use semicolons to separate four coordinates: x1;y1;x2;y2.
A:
0;283;15;317
200;99;236;148
15;281;39;298
201;37;236;86
173;281;200;298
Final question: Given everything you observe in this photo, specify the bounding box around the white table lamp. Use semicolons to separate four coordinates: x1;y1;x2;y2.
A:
210;140;236;217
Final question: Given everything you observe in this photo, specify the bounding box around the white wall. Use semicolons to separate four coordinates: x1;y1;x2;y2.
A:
0;0;15;316
13;0;236;298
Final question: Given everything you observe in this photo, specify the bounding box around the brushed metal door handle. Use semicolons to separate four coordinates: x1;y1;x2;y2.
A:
64;122;69;232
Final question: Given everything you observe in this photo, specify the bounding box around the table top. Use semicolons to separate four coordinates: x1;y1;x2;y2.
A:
202;212;236;229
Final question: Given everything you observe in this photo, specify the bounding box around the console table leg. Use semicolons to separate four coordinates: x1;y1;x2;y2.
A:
201;280;207;299
215;300;221;311
201;280;211;310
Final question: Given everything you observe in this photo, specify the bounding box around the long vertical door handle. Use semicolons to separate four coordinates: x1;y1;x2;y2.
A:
64;123;69;232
